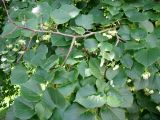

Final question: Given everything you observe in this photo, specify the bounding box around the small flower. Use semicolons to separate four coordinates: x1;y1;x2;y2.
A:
127;79;132;83
142;71;151;80
156;106;160;112
149;90;154;94
32;6;41;15
108;30;117;36
113;65;119;70
36;39;40;43
1;56;7;62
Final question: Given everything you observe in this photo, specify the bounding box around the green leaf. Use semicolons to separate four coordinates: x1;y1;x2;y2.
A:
75;85;106;108
51;4;80;24
35;102;52;120
145;34;159;48
21;79;42;102
13;97;35;120
50;108;63;120
32;68;53;83
125;9;148;22
89;7;106;24
51;9;70;24
1;23;20;38
47;87;66;109
126;62;144;80
131;28;147;40
60;4;80;18
118;25;131;40
89;58;103;79
24;44;48;66
22;18;39;37
106;93;121;107
59;82;77;97
106;88;133;108
51;34;70;46
64;103;86;120
120;54;133;69
71;26;85;35
140;20;154;33
100;107;125;120
78;61;88;78
80;76;96;86
102;0;122;6
40;55;59;71
11;65;28;85
151;91;160;104
41;90;56;110
37;2;52;21
99;42;113;52
134;48;160;67
112;68;127;87
53;69;78;84
95;33;108;42
124;41;145;50
84;38;98;52
75;14;94;29
77;112;96;120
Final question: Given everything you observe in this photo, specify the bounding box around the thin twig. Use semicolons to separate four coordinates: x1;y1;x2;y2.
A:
115;33;121;46
16;35;34;63
61;37;76;66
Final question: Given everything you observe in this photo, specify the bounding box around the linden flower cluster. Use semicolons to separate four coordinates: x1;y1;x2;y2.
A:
32;6;41;15
142;71;151;80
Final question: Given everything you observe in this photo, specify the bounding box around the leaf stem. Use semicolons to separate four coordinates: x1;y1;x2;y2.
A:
61;37;76;66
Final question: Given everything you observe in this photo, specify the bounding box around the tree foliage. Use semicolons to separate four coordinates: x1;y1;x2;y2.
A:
0;0;160;120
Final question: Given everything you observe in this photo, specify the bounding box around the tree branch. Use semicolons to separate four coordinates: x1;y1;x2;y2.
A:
16;34;34;63
61;37;76;66
1;0;117;65
1;0;114;39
